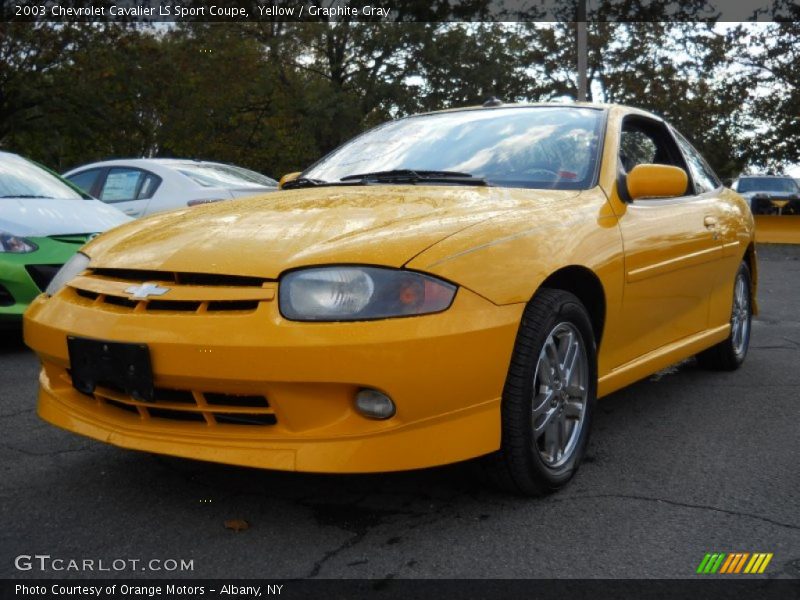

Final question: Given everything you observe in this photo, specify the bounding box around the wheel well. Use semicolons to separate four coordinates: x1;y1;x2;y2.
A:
540;266;606;346
744;242;759;315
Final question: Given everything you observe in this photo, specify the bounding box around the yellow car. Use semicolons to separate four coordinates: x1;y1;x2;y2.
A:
24;103;756;495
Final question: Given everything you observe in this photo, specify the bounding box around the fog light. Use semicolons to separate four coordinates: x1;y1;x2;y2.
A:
355;389;396;420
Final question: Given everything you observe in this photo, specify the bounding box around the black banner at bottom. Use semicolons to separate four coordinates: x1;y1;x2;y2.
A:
2;579;799;600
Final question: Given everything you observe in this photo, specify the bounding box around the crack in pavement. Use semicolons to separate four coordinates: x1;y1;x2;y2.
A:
633;383;800;389
751;345;800;350
753;319;800;327
546;493;800;531
0;408;35;419
0;442;96;457
304;486;478;579
780;336;800;348
305;527;369;578
147;453;405;580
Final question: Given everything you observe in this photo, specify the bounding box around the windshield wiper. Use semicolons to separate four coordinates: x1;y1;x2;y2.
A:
339;169;488;186
0;194;55;199
280;177;330;190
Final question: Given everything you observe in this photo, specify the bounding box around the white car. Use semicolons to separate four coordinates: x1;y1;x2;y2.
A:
0;151;130;324
63;159;278;218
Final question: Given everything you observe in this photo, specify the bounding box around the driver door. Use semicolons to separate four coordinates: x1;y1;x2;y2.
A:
614;117;723;366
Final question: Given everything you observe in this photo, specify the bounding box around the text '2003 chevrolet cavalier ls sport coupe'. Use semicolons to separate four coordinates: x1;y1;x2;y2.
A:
24;104;756;495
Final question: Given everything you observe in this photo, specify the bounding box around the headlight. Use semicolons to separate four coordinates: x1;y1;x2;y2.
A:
45;252;91;297
0;232;37;253
280;266;457;321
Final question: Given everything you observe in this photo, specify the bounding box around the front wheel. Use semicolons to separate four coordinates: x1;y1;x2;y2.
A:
484;289;597;496
697;261;752;371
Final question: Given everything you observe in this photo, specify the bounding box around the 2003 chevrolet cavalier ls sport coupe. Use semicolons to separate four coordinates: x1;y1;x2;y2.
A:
24;103;755;495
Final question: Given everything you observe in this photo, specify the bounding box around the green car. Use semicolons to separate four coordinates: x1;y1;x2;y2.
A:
0;152;131;327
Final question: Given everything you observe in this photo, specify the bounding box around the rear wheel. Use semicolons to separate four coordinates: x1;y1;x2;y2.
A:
484;289;597;496
697;261;752;371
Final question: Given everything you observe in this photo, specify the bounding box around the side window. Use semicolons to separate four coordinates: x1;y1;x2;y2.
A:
619;117;690;198
66;168;103;196
98;168;160;203
673;130;721;194
138;173;160;199
619;130;657;172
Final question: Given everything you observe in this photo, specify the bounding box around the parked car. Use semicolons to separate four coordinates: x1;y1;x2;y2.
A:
0;151;130;326
732;174;800;215
26;103;755;495
63;159;278;218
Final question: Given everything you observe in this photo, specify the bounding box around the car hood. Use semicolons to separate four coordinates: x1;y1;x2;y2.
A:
0;197;131;237
84;185;579;279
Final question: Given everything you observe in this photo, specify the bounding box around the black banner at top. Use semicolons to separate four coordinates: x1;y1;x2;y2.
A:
2;0;800;23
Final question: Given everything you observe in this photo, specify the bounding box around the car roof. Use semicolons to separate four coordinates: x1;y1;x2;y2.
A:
63;159;277;184
414;101;655;120
67;158;244;169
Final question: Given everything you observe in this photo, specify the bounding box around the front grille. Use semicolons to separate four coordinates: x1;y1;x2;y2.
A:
146;300;200;312
69;268;272;315
104;295;137;309
25;264;62;292
0;284;14;306
215;413;277;426
90;268;268;287
208;300;260;312
76;382;277;427
50;234;92;245
148;407;207;422
105;399;139;414
205;393;269;408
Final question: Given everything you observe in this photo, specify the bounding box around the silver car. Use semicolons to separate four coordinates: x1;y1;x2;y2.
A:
63;159;278;218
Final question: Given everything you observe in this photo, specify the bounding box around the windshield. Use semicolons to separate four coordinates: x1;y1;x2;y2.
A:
737;177;799;194
175;163;278;189
303;106;605;190
0;154;85;200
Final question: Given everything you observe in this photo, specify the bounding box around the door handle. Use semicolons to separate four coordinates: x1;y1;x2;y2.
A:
704;216;718;228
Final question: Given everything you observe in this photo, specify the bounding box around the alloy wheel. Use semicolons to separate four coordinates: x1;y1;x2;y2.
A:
531;322;589;468
731;272;751;357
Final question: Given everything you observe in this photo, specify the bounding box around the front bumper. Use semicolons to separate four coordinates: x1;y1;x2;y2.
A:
25;284;523;473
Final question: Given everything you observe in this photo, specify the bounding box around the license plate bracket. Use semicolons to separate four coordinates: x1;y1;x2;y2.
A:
67;337;154;402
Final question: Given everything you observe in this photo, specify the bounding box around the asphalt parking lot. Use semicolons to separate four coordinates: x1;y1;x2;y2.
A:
1;245;798;580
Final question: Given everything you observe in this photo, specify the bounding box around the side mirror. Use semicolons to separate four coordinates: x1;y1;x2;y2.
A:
626;164;688;200
278;172;302;189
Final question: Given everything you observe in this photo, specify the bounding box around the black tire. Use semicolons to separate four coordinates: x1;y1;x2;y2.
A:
483;288;597;496
697;261;752;371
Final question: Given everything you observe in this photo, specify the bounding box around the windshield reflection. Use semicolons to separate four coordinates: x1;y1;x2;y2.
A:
304;107;605;190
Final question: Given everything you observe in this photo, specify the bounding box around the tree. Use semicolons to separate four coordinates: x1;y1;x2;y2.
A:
515;21;749;178
733;21;800;170
0;19;768;180
0;24;83;152
413;23;554;111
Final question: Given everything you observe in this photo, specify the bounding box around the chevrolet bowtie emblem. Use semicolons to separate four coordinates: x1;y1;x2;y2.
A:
125;282;170;299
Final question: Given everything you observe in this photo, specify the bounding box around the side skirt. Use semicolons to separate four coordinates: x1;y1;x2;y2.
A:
598;324;730;398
